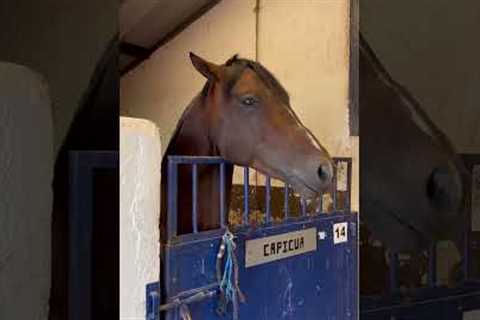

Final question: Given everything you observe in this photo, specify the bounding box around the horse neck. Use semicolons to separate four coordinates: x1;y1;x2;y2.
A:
161;96;234;236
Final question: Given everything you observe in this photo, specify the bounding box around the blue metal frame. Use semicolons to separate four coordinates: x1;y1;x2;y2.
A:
158;214;358;320
361;284;480;320
359;156;480;319
148;156;358;320
68;151;118;320
361;246;480;318
165;156;353;240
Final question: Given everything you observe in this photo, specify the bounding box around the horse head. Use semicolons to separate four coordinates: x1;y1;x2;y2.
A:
188;53;334;199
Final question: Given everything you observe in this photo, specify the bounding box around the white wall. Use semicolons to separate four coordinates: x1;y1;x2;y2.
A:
120;0;357;210
120;117;161;319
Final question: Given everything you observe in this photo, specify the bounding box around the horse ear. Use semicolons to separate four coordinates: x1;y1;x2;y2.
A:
189;52;220;80
225;54;239;66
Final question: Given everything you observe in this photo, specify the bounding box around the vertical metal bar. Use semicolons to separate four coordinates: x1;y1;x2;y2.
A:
300;198;307;217
346;160;352;211
464;234;469;281
389;252;399;292
332;162;338;212
164;248;172;320
69;152;93;320
464;205;470;280
192;164;198;233
284;184;289;219
220;162;226;227
167;158;178;239
428;244;437;287
243;167;249;225
147;286;159;320
265;176;271;223
318;193;323;214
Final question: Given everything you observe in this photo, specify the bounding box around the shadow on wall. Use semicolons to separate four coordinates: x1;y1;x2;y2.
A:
49;36;119;320
0;63;53;320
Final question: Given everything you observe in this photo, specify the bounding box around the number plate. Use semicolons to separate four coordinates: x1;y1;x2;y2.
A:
333;222;348;244
245;228;317;268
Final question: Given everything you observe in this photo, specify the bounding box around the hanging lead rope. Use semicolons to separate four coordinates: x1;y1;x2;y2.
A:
179;304;192;320
216;229;245;319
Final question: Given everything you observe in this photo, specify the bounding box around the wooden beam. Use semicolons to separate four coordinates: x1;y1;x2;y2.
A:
349;0;359;136
121;0;222;76
119;42;150;59
150;0;222;52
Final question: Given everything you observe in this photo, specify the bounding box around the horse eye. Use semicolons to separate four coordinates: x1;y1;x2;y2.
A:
241;96;257;106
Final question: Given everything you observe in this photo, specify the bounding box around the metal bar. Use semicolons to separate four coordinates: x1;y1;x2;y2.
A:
167;159;178;239
219;162;226;227
349;0;359;136
159;289;217;312
168;156;226;164
164;248;172;320
69;152;93;320
243;167;249;225
147;289;159;320
361;291;480;315
428;244;437;287
68;151;118;320
464;204;470;280
265;176;271;223
284;184;289;219
192;164;198;233
389;252;399;292
332;162;338;211
318;193;323;214
346;160;352;211
300;198;307;217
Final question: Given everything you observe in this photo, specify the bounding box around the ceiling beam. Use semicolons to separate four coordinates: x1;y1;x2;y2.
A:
148;0;221;55
119;42;150;59
121;0;222;76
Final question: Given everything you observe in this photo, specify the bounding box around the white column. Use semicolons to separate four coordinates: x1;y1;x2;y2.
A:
120;117;161;319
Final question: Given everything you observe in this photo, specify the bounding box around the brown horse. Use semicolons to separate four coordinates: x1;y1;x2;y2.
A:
360;34;470;255
160;53;334;238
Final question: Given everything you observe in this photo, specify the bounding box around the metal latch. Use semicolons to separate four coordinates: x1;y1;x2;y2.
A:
146;282;217;320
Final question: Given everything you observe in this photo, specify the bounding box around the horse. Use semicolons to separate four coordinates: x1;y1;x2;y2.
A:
160;53;335;239
359;34;470;279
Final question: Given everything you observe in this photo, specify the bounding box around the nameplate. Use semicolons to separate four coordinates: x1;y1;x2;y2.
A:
245;228;317;268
